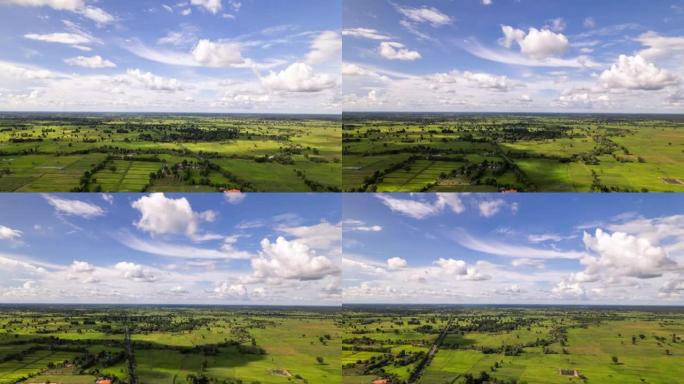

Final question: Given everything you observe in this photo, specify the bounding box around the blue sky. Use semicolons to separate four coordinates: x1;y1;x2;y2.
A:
0;193;341;304
343;193;684;304
343;0;684;112
0;0;341;112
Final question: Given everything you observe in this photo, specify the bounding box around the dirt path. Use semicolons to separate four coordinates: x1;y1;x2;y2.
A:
125;325;138;384
408;317;453;384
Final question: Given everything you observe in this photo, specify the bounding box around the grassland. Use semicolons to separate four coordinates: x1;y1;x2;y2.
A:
342;113;684;192
342;306;684;384
0;306;340;384
0;113;341;192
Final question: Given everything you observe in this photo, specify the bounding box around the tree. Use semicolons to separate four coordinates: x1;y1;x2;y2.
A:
316;356;324;364
612;356;619;364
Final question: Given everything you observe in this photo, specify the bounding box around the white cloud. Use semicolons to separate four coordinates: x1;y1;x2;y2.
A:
527;233;563;243
101;193;113;205
376;193;464;219
64;55;115;68
223;191;246;204
2;0;113;24
191;39;244;67
343;219;382;232
190;0;221;14
547;17;566;32
455;229;585;260
261;62;336;92
397;5;451;27
43;194;105;218
114;261;156;283
478;199;506;217
582;228;677;279
120;234;251;260
251;236;340;281
0;61;53;80
277;221;341;250
599;54;679;91
69;260;94;273
24;32;92;45
636;32;684;60
482;0;492;5
342;28;390;40
500;26;569;60
131;193;215;238
180;8;191;16
430;70;514;91
306;31;341;64
213;282;248;299
434;258;489;280
583;17;596;29
124;69;182;92
387;257;407;269
0;225;22;241
378;42;421;61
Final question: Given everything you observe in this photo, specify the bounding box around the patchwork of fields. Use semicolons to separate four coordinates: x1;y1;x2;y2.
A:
342;113;684;192
342;307;684;384
0;307;340;384
0;114;341;192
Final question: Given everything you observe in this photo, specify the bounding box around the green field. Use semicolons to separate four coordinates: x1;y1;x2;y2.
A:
342;113;684;192
342;306;684;384
0;114;341;192
0;306;340;384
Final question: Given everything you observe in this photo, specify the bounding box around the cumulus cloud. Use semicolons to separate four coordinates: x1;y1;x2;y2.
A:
599;55;679;91
261;62;336;92
396;5;451;27
305;31;341;64
69;260;95;273
131;193;216;238
0;225;23;241
64;55;115;68
2;0;113;24
213;282;248;298
376;193;464;219
378;42;421;61
581;228;677;279
251;236;340;281
124;69;182;92
342;28;390;40
223;191;246;204
500;26;569;60
43;194;105;218
191;39;244;67
387;257;407;269
114;262;156;283
478;199;517;217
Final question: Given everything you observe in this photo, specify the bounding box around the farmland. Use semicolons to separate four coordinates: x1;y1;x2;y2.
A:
0;305;340;384
0;113;341;192
342;306;684;384
342;113;684;192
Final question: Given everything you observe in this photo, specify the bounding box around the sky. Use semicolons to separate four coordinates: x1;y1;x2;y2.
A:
343;0;684;113
343;193;684;305
0;192;341;305
0;0;341;113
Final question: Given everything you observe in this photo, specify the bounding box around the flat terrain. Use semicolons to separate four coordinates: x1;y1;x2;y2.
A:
342;306;684;384
0;113;341;192
342;113;684;192
0;306;340;384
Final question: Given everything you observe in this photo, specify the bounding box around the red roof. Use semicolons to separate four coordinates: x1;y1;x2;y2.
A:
96;379;113;384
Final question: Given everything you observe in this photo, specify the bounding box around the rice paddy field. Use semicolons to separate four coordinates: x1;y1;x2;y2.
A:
342;113;684;192
0;305;340;384
342;306;684;384
0;113;341;192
